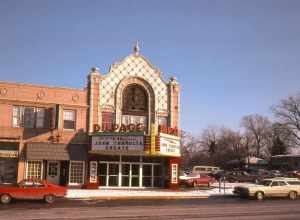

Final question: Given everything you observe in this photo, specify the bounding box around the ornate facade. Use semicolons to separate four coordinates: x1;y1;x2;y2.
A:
88;43;181;189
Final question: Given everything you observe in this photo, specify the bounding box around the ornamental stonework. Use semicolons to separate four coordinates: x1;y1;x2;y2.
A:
100;55;168;113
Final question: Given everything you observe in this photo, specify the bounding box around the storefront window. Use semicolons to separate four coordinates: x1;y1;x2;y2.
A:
26;161;43;179
0;158;18;184
69;161;84;185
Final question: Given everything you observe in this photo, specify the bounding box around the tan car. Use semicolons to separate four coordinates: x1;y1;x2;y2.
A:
233;177;300;200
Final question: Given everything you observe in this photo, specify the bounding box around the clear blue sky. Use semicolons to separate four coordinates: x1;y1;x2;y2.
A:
0;0;299;134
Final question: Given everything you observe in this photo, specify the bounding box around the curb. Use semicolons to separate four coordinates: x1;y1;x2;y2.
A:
68;195;209;201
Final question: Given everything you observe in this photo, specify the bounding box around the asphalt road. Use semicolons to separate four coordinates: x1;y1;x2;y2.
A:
1;196;300;220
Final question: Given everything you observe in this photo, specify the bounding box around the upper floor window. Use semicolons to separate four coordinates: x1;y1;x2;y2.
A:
122;84;148;114
121;115;147;131
122;84;148;132
63;110;76;130
158;116;168;126
12;106;45;128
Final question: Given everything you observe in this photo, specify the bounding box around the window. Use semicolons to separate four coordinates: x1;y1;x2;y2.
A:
63;110;76;130
278;181;287;186
69;161;84;185
158;116;168;126
122;84;148;132
13;106;45;128
26;161;43;179
121;115;147;131
271;181;279;187
288;181;300;185
36;108;45;128
102;112;115;131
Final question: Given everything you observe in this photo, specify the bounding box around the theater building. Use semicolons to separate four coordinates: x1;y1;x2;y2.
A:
0;43;181;189
0;82;89;187
87;44;181;189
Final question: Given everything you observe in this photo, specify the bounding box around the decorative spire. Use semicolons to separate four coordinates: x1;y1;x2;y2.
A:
133;40;140;55
89;67;100;76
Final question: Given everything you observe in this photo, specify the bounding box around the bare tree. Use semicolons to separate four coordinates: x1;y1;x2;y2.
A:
272;93;300;147
200;126;219;156
241;114;272;158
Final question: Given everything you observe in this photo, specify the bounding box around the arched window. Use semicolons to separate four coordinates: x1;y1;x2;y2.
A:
121;84;148;131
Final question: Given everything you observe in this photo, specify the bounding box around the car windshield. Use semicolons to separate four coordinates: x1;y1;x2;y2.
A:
261;180;272;186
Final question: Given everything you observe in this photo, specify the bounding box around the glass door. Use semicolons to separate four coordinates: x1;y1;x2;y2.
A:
99;162;107;186
131;164;140;187
108;163;119;186
121;164;130;187
142;164;152;187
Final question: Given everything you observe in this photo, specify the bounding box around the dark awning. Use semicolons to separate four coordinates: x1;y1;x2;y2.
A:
26;142;87;161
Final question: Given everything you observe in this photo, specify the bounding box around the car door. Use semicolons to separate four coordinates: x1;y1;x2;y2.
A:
268;181;283;197
33;180;48;199
278;181;290;197
16;180;38;199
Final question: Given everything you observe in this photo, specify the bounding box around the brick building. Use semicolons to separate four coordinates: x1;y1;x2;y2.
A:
0;43;181;189
0;82;89;187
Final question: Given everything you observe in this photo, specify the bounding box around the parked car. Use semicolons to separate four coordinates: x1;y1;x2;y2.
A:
180;173;216;187
210;170;226;180
233;177;300;200
269;170;283;177
252;169;275;180
285;171;300;179
192;166;221;175
225;171;260;183
0;179;67;204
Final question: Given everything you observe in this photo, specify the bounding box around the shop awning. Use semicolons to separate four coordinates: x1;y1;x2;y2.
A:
26;142;87;161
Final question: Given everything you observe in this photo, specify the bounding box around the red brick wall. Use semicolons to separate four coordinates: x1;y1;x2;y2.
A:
0;81;87;106
0;81;88;143
0;103;12;127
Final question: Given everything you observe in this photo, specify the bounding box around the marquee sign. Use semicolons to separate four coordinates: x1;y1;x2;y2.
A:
159;133;180;156
93;123;145;133
92;132;144;152
0;150;18;158
158;125;179;136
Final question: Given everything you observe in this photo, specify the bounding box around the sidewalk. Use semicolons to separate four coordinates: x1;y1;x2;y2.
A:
66;182;252;200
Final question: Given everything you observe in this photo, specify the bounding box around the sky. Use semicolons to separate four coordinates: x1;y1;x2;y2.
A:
0;0;300;134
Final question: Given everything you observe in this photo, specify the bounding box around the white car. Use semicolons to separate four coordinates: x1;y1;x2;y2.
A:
234;177;300;200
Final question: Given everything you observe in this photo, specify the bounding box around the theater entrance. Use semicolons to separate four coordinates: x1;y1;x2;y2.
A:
97;156;166;188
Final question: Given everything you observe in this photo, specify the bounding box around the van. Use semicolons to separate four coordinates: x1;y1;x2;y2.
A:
192;166;220;174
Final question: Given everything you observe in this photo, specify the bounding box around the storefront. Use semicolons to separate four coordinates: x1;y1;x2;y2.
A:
88;128;180;189
89;154;168;188
26;142;87;187
0;142;19;184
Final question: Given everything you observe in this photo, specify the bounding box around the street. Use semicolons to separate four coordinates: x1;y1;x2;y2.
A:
1;197;300;220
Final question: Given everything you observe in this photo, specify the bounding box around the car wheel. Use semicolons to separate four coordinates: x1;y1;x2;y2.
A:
44;194;56;204
0;194;12;204
289;191;297;200
256;192;264;201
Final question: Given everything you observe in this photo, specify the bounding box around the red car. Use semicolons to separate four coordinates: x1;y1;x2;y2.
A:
180;174;216;187
0;179;67;204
